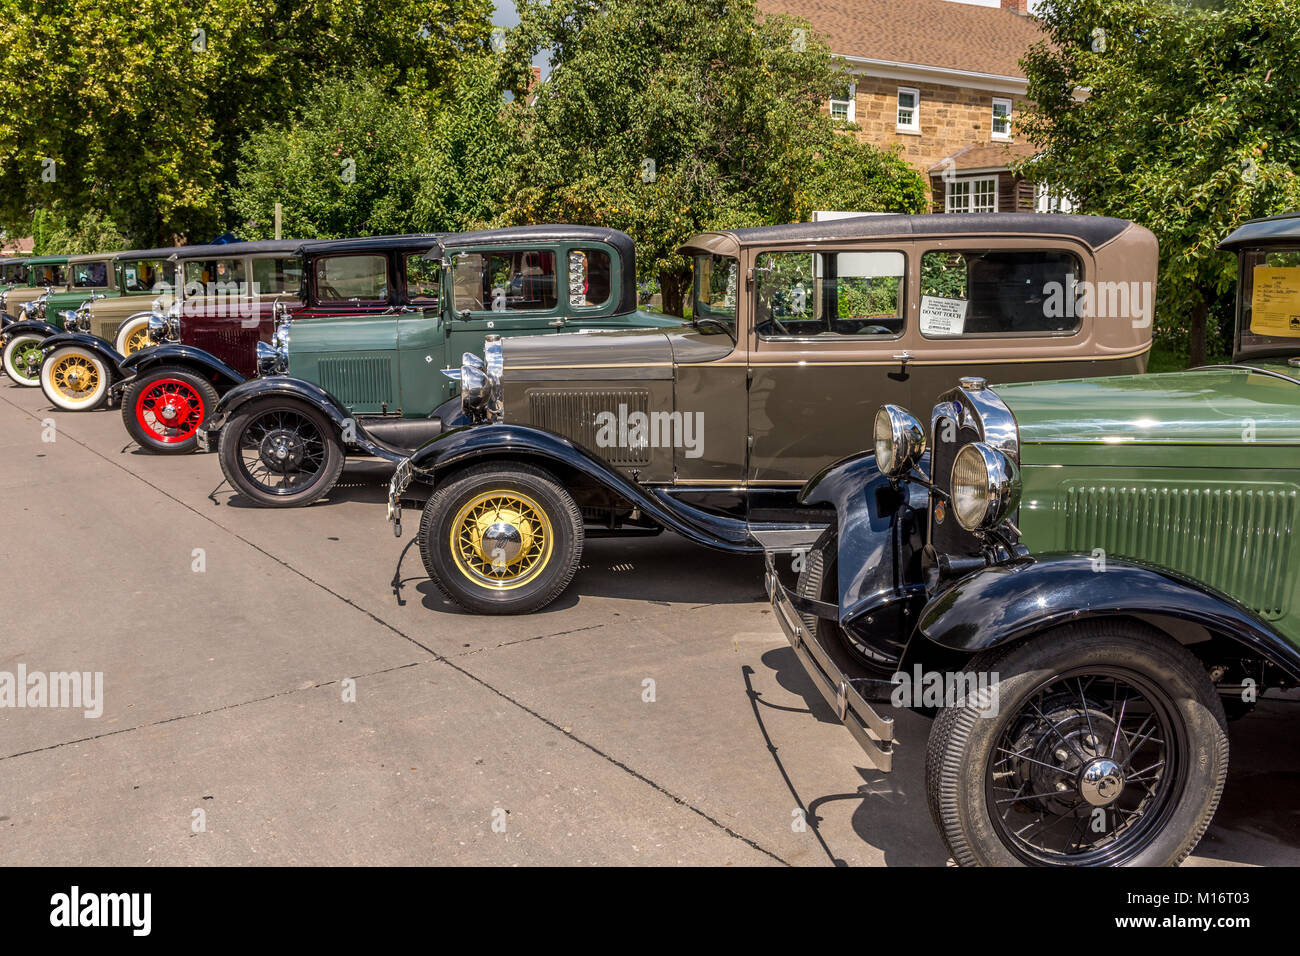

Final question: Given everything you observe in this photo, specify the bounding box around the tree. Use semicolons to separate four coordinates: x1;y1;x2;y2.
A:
497;0;927;315
1017;0;1300;364
0;0;495;245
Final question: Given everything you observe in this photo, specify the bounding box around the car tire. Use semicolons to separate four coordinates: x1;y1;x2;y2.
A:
122;367;220;454
418;463;584;615
3;333;47;386
924;620;1228;867
115;314;152;355
39;345;113;410
217;398;345;507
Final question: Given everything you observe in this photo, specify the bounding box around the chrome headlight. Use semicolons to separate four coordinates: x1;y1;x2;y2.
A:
272;319;291;350
148;311;177;344
951;442;1021;532
458;334;504;423
256;340;287;375
874;405;926;480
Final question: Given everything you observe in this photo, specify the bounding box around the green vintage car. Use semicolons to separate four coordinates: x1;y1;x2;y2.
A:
201;226;682;507
767;212;1300;866
1;255;67;323
0;257;28;294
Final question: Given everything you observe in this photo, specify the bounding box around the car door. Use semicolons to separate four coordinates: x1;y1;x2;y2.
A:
443;245;564;362
747;245;915;485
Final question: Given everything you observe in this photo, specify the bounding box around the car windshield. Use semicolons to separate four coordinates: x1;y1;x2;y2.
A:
72;262;109;287
118;258;172;294
1238;247;1300;360
692;254;738;331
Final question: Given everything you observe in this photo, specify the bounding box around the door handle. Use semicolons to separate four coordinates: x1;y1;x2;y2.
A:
892;351;913;379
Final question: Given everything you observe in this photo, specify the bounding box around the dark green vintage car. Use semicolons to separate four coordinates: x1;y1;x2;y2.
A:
766;212;1300;866
0;255;67;324
0;257;28;295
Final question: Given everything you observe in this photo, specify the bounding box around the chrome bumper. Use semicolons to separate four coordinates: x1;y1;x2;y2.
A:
195;425;216;453
387;459;414;537
763;552;896;771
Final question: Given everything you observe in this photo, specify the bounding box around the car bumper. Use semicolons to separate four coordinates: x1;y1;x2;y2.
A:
195;425;217;453
763;551;896;771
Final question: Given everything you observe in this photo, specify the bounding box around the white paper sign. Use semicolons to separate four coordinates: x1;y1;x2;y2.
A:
920;295;968;336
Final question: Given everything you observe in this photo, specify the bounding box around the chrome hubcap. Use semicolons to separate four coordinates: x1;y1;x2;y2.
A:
481;522;524;565
1079;757;1126;807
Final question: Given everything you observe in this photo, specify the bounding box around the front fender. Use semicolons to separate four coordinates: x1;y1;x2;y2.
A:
207;373;361;441
40;333;126;376
119;344;246;392
2;319;61;341
406;423;757;551
912;554;1300;681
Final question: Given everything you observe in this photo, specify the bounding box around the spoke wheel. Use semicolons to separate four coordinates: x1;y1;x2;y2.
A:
986;668;1181;865
449;490;554;590
419;463;585;614
122;367;220;453
39;346;111;410
925;622;1229;867
3;334;46;385
217;399;345;507
123;326;151;353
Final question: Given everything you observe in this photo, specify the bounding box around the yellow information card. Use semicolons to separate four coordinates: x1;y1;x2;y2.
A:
1251;266;1300;337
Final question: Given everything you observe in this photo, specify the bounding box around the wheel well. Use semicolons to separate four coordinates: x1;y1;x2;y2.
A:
138;361;240;392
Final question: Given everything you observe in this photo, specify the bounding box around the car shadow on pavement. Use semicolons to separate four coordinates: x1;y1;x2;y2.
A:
752;649;950;866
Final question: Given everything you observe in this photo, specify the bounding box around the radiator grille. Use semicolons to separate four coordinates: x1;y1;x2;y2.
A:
528;389;652;466
317;356;394;407
1059;483;1297;619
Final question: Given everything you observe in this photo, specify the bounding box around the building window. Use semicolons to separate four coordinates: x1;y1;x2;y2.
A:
829;83;855;123
897;88;919;133
992;98;1013;140
1035;183;1077;214
946;176;998;214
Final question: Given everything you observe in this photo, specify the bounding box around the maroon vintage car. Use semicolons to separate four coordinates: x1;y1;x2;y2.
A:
112;235;443;452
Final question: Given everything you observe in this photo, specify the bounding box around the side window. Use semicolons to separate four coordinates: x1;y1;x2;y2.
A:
315;254;388;305
920;249;1083;337
567;248;612;308
452;249;557;313
251;257;304;295
184;259;246;292
405;253;442;306
120;259;170;293
755;250;905;338
73;262;108;287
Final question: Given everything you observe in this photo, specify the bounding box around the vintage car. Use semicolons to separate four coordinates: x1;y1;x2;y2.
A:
763;212;1300;867
200;226;683;503
0;257;28;297
115;235;444;452
381;213;1157;614
0;255;67;325
1;252;122;383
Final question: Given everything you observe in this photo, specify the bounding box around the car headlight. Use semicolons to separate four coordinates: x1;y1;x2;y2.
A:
256;340;287;375
272;319;291;350
874;405;926;479
951;442;1021;532
459;335;504;423
148;311;176;344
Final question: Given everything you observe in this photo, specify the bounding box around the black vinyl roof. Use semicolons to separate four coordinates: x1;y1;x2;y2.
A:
1218;213;1300;251
295;234;446;256
121;240;304;261
686;213;1136;253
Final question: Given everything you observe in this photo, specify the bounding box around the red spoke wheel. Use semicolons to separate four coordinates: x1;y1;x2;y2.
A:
121;367;221;455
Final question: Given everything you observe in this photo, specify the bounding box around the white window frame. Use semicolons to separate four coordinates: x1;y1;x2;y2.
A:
896;87;920;133
946;175;999;214
1035;183;1077;214
992;97;1013;141
829;83;856;123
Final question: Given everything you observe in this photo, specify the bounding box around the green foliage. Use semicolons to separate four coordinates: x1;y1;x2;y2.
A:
1017;0;1300;363
0;0;494;246
497;0;926;313
31;208;130;255
794;137;927;219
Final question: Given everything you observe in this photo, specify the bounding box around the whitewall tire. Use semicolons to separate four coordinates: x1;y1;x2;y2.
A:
40;346;112;411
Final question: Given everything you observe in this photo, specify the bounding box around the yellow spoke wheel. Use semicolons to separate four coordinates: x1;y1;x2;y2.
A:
51;353;100;400
449;490;554;591
123;325;151;354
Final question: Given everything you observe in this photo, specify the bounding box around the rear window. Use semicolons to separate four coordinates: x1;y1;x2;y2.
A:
567;248;613;308
920;249;1083;337
315;254;388;305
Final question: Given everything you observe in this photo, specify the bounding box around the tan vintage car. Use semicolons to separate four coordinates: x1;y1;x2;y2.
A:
67;249;178;355
384;213;1158;614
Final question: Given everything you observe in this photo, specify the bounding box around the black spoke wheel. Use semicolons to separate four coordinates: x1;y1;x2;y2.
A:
218;399;344;507
926;621;1228;867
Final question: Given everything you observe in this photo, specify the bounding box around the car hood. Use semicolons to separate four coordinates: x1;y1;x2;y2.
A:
502;322;733;378
995;366;1300;447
